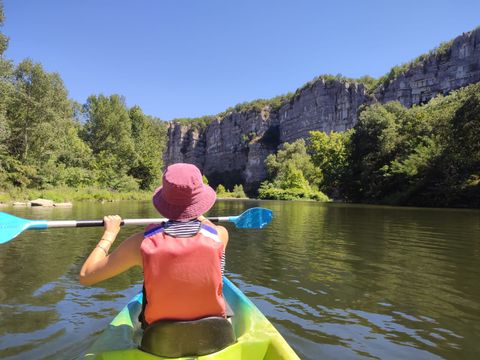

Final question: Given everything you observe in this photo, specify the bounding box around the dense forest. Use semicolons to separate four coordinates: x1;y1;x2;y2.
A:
259;82;480;208
0;3;167;201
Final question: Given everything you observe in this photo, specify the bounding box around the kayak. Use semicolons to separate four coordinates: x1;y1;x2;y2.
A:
84;277;300;359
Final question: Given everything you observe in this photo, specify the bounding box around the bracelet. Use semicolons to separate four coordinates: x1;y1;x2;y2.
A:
96;244;109;255
100;238;113;244
104;231;118;238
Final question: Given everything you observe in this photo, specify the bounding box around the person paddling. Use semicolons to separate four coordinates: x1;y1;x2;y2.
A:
79;163;229;327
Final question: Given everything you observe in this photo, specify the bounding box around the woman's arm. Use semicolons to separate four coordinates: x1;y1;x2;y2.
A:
79;215;143;286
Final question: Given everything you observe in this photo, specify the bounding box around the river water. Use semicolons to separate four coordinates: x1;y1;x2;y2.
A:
0;200;479;359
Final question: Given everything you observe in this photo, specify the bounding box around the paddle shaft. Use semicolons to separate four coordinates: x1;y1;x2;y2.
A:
0;207;271;243
35;217;233;229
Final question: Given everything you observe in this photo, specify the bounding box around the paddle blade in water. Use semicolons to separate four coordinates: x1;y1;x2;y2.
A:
232;208;273;229
0;212;33;244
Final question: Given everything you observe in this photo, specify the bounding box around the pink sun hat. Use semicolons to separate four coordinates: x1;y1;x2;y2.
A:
152;163;216;221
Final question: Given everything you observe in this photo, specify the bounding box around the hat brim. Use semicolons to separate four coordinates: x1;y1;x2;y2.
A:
152;184;217;221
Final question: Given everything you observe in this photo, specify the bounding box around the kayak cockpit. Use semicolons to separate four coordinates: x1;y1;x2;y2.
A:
84;278;300;359
140;316;236;357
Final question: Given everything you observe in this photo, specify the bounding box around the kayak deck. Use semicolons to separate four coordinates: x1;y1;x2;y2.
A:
84;277;299;359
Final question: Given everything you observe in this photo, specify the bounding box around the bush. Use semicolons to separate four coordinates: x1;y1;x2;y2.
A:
109;175;140;192
232;184;247;198
258;182;329;201
216;184;248;199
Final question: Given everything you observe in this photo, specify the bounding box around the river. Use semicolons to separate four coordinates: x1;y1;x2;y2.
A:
0;200;479;359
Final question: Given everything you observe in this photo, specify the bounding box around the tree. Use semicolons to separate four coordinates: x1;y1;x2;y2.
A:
259;139;328;201
82;94;136;174
346;103;401;201
2;60;92;187
0;1;12;179
308;130;352;195
0;0;7;56
128;106;166;189
264;139;322;189
216;184;226;196
6;60;72;161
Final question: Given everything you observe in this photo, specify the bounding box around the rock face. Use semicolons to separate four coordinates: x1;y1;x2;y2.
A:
278;80;368;144
164;27;480;192
164;124;206;170
374;29;480;106
166;110;277;190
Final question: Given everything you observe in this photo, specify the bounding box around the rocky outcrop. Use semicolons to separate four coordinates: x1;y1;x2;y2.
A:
278;79;368;144
164;27;480;192
374;28;480;106
31;199;55;207
166;109;277;190
163;124;206;169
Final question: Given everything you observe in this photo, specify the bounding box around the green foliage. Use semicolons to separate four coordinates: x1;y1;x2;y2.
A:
0;0;8;56
345;83;480;207
216;184;248;198
293;74;356;100
0;50;166;195
242;131;256;143
128;106;166;189
260;139;328;201
370;39;455;93
232;184;246;198
82;94;136;172
172;115;216;130
264;139;322;189
5;60;80;166
215;184;226;194
356;75;378;92
0;186;152;203
223;93;293;114
308;130;352;195
258;182;329;201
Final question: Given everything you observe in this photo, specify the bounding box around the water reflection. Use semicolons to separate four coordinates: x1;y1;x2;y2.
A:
226;201;480;359
0;201;479;359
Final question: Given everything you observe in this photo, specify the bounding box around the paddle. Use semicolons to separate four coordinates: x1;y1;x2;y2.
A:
0;207;273;244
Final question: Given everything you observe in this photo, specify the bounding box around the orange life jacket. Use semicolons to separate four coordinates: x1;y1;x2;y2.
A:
140;221;226;324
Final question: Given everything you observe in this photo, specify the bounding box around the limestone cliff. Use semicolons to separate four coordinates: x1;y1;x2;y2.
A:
164;27;480;192
374;28;480;106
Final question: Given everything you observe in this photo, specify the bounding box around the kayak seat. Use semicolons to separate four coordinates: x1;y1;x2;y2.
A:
140;316;236;357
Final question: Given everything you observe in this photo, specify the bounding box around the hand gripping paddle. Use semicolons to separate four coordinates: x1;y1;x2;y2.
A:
0;207;273;244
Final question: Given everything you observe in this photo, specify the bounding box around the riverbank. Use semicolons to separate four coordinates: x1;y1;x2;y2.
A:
0;186;152;205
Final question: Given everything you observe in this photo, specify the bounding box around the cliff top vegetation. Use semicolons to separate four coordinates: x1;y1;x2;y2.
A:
167;26;479;131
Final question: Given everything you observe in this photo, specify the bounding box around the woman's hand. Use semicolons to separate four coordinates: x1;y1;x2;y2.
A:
103;215;122;241
79;214;143;286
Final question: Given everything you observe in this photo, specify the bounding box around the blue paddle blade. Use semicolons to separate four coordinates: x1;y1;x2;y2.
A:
231;208;273;229
0;212;33;244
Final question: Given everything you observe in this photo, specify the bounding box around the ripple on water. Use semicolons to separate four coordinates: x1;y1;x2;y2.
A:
1;201;480;360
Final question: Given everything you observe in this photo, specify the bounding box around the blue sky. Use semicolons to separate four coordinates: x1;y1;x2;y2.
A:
2;0;479;120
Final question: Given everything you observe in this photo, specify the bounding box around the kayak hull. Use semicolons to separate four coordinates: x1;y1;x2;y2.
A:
84;277;299;359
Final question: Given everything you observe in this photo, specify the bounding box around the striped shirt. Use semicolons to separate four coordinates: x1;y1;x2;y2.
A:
163;219;225;275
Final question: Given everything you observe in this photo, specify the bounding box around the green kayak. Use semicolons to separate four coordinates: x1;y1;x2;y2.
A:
84;277;300;359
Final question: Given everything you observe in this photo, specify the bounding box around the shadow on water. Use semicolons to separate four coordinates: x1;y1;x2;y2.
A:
0;200;479;359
